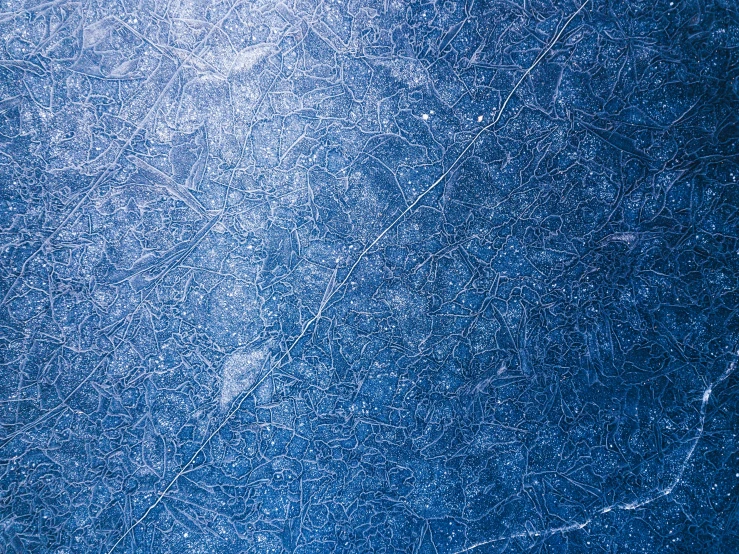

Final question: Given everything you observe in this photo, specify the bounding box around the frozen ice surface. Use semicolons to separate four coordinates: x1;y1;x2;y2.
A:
220;346;272;410
1;0;738;552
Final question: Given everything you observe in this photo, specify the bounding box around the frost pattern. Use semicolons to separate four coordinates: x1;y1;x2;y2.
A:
1;0;738;553
220;348;271;410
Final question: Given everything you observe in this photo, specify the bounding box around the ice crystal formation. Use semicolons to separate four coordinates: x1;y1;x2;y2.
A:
1;0;738;552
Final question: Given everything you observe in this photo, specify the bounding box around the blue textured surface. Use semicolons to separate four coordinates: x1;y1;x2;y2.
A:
1;0;739;552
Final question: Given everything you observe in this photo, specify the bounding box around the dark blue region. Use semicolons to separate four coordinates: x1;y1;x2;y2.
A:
1;0;738;552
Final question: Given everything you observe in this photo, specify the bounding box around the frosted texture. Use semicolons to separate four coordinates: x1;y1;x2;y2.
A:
1;0;738;552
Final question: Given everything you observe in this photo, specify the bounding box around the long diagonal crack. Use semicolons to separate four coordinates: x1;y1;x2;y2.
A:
104;3;591;551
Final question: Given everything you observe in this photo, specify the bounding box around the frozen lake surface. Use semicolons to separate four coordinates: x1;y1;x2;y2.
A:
1;0;738;552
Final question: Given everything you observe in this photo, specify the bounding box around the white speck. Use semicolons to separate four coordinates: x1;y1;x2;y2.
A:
477;115;483;122
422;113;429;120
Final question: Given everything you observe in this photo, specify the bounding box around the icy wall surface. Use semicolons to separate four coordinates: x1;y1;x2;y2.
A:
1;0;739;552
